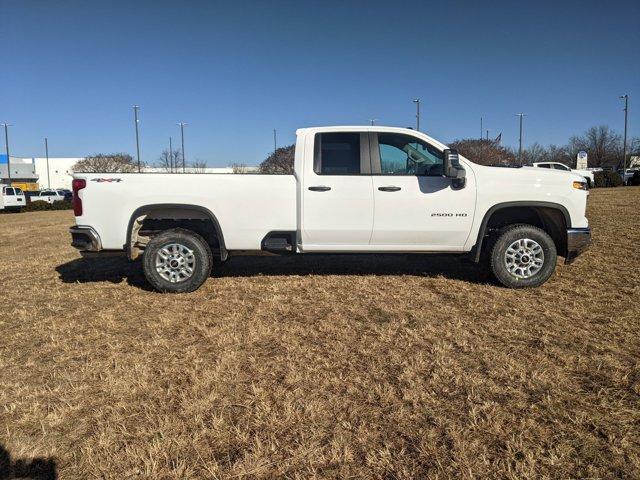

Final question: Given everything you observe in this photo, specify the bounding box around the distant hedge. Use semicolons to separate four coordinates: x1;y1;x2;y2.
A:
23;200;73;212
593;171;623;188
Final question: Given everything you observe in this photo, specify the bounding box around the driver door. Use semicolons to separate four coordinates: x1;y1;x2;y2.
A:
369;132;475;249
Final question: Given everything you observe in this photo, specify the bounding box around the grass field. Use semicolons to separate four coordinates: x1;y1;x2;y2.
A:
1;188;639;479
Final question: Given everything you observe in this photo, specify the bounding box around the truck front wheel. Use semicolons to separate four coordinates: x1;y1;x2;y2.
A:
142;228;213;293
488;224;557;288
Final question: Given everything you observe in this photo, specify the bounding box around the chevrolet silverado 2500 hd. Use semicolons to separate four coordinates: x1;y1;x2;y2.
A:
69;126;591;292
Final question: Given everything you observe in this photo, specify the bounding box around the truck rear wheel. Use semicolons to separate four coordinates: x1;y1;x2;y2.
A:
142;228;212;293
488;224;557;288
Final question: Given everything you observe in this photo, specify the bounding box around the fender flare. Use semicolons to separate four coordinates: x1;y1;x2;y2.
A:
125;203;227;261
472;201;571;262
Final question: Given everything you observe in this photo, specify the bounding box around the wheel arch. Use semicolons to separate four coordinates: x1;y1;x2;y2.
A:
472;201;571;262
125;203;227;261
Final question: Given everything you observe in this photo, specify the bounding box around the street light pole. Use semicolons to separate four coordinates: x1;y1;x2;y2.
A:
413;99;421;131
369;119;378;126
169;136;173;173
480;117;483;140
1;123;11;184
133;105;141;172
45;137;50;188
178;122;187;173
486;129;490;141
620;95;629;183
516;113;526;165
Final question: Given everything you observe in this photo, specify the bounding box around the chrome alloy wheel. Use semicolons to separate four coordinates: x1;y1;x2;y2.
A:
504;238;545;279
155;243;196;283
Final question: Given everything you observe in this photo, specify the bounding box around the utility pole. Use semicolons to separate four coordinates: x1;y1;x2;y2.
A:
485;129;490;141
480;117;483;140
178;122;187;172
1;123;11;184
45;137;50;188
413;99;421;131
516;113;526;165
133;105;141;172
169;136;173;173
620;95;629;183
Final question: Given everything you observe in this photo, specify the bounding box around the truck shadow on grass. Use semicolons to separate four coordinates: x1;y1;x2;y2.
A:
56;253;486;289
0;445;57;480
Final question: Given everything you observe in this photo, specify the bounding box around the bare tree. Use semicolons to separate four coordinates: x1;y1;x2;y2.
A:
72;153;139;173
449;139;516;166
259;145;295;174
519;143;573;166
568;126;623;168
156;149;182;172
231;163;250;174
189;160;207;173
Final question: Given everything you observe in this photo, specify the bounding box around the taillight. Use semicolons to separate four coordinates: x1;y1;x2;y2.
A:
72;179;86;216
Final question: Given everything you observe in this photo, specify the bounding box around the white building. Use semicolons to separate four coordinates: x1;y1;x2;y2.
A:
32;157;84;190
18;157;258;190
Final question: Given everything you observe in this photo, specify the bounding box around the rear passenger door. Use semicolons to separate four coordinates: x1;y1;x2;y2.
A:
301;132;374;249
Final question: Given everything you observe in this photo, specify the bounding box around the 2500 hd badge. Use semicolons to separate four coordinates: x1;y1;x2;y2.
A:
431;212;468;217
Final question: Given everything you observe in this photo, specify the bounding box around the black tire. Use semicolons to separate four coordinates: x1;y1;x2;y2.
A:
142;228;213;293
488;224;557;288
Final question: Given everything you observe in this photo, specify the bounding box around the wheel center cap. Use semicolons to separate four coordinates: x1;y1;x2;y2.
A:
521;255;530;263
170;259;179;268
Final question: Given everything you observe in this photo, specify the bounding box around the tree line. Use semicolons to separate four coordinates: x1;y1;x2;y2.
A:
71;125;638;173
451;125;639;168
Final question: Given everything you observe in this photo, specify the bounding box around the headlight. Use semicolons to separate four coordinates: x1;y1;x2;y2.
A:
572;180;587;190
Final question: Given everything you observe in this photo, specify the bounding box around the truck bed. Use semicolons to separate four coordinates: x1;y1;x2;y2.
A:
74;173;297;250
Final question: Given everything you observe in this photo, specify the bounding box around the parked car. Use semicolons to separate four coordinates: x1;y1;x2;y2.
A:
617;169;638;185
60;189;73;202
35;189;66;203
531;162;595;188
69;126;591;293
630;170;640;186
0;186;26;212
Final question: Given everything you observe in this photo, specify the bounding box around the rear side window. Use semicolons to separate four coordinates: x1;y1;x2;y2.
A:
314;132;362;175
537;164;551;169
5;188;14;195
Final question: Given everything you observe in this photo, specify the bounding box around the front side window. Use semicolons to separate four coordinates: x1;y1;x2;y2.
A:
377;133;443;176
314;132;362;175
553;164;570;171
15;188;22;194
537;164;551;169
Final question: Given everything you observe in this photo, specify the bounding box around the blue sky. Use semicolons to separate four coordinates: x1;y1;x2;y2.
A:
2;0;639;166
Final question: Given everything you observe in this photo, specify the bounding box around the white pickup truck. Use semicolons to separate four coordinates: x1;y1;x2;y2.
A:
69;126;591;292
531;162;595;188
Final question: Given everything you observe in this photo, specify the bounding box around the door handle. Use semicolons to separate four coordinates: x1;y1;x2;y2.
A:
378;186;401;192
308;186;331;192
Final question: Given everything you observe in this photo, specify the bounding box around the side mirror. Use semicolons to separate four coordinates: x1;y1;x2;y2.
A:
443;149;466;188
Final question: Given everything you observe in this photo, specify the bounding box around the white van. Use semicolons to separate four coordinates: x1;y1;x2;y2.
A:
0;186;26;212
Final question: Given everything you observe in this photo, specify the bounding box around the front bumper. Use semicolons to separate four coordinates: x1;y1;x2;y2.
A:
69;226;102;251
565;227;591;264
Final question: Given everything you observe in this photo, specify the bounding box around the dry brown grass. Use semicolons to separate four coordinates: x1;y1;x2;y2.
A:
1;188;639;479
